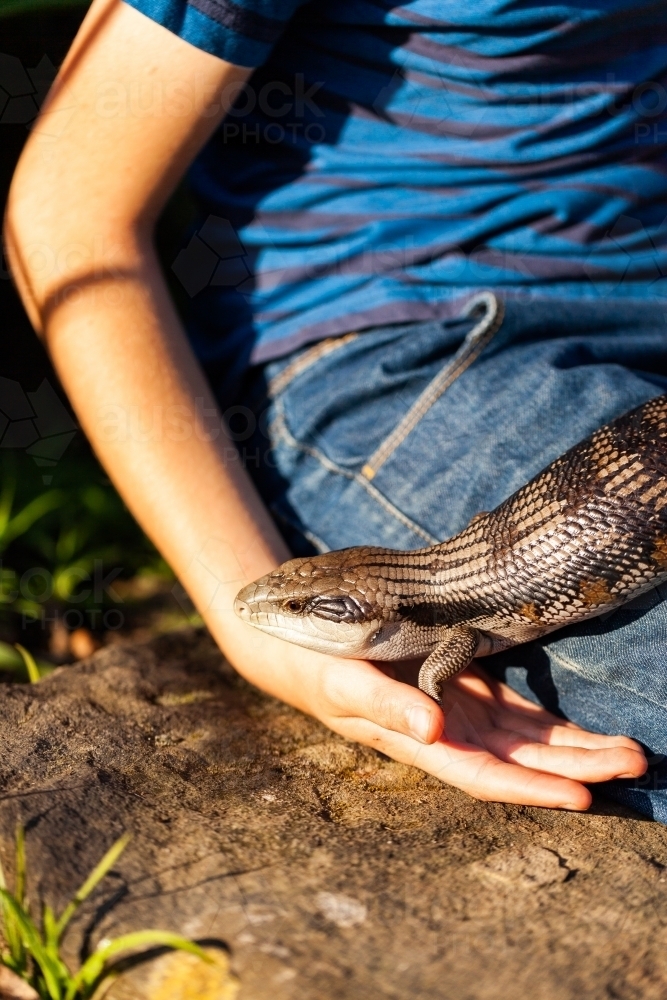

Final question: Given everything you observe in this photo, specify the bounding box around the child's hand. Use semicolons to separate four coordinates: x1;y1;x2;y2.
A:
222;623;647;810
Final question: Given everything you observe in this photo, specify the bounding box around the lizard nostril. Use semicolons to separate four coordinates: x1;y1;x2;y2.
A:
234;599;251;620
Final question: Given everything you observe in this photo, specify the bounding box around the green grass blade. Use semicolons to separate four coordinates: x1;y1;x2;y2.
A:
0;952;19;973
0;0;89;17
0;899;25;972
0;889;64;999
0;642;24;671
55;834;131;941
0;643;53;681
14;645;41;685
66;931;212;1000
0;455;16;540
43;904;59;957
2;490;66;550
15;825;26;907
0;837;26;971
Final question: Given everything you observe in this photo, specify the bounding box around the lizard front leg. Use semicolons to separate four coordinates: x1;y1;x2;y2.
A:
418;625;481;703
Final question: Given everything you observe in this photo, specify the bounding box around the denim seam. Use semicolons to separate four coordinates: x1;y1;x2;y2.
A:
271;404;440;546
361;291;504;480
266;332;359;399
547;646;667;712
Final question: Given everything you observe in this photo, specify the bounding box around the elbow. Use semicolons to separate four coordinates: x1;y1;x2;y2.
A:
4;159;148;335
4;151;70;331
3;148;48;263
3;165;45;334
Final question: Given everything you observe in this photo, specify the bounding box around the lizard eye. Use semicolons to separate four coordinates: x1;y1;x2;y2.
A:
284;599;304;614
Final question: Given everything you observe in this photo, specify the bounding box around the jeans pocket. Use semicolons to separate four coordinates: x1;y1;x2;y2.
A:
360;291;504;481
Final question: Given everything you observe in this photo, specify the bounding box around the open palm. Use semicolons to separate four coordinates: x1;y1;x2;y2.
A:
312;657;647;810
222;613;647;811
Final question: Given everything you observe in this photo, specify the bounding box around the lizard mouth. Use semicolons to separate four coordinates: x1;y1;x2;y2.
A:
234;598;382;657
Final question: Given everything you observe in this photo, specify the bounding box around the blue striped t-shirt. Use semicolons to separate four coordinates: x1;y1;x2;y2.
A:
125;0;667;375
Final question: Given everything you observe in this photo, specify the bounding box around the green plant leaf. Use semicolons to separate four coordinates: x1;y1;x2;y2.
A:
0;455;17;540
14;645;41;685
15;825;26;908
0;845;7;890
0;902;25;972
0;889;64;999
0;642;53;681
55;834;131;941
0;641;25;670
0;949;25;976
52;560;96;602
0;567;18;605
43;904;59;958
0;826;213;1000
1;490;66;552
0;835;26;972
0;472;16;538
66;931;213;1000
0;0;89;17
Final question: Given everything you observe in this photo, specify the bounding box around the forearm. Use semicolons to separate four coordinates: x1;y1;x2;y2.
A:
35;236;291;668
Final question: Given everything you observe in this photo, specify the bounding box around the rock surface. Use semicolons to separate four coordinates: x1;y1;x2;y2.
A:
0;629;666;1000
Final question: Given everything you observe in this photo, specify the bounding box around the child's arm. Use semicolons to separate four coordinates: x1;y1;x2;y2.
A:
4;0;645;808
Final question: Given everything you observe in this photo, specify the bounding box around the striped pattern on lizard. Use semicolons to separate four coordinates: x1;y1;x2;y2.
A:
235;396;667;703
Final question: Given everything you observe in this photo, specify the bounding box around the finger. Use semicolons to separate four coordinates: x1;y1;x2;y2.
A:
480;730;648;781
444;685;646;775
434;739;593;809
333;716;593;810
458;664;645;753
451;665;573;725
318;659;444;744
455;663;583;725
491;712;646;754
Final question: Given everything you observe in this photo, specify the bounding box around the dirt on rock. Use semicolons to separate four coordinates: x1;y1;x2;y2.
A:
0;629;666;1000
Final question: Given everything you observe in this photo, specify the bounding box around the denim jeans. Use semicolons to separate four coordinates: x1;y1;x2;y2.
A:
235;295;667;821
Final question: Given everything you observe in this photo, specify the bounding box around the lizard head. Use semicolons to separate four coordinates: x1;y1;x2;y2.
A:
234;548;401;659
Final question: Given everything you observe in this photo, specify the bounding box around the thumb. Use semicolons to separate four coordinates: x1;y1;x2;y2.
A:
318;658;445;744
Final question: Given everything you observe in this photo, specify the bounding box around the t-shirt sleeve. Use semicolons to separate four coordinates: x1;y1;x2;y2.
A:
122;0;304;68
